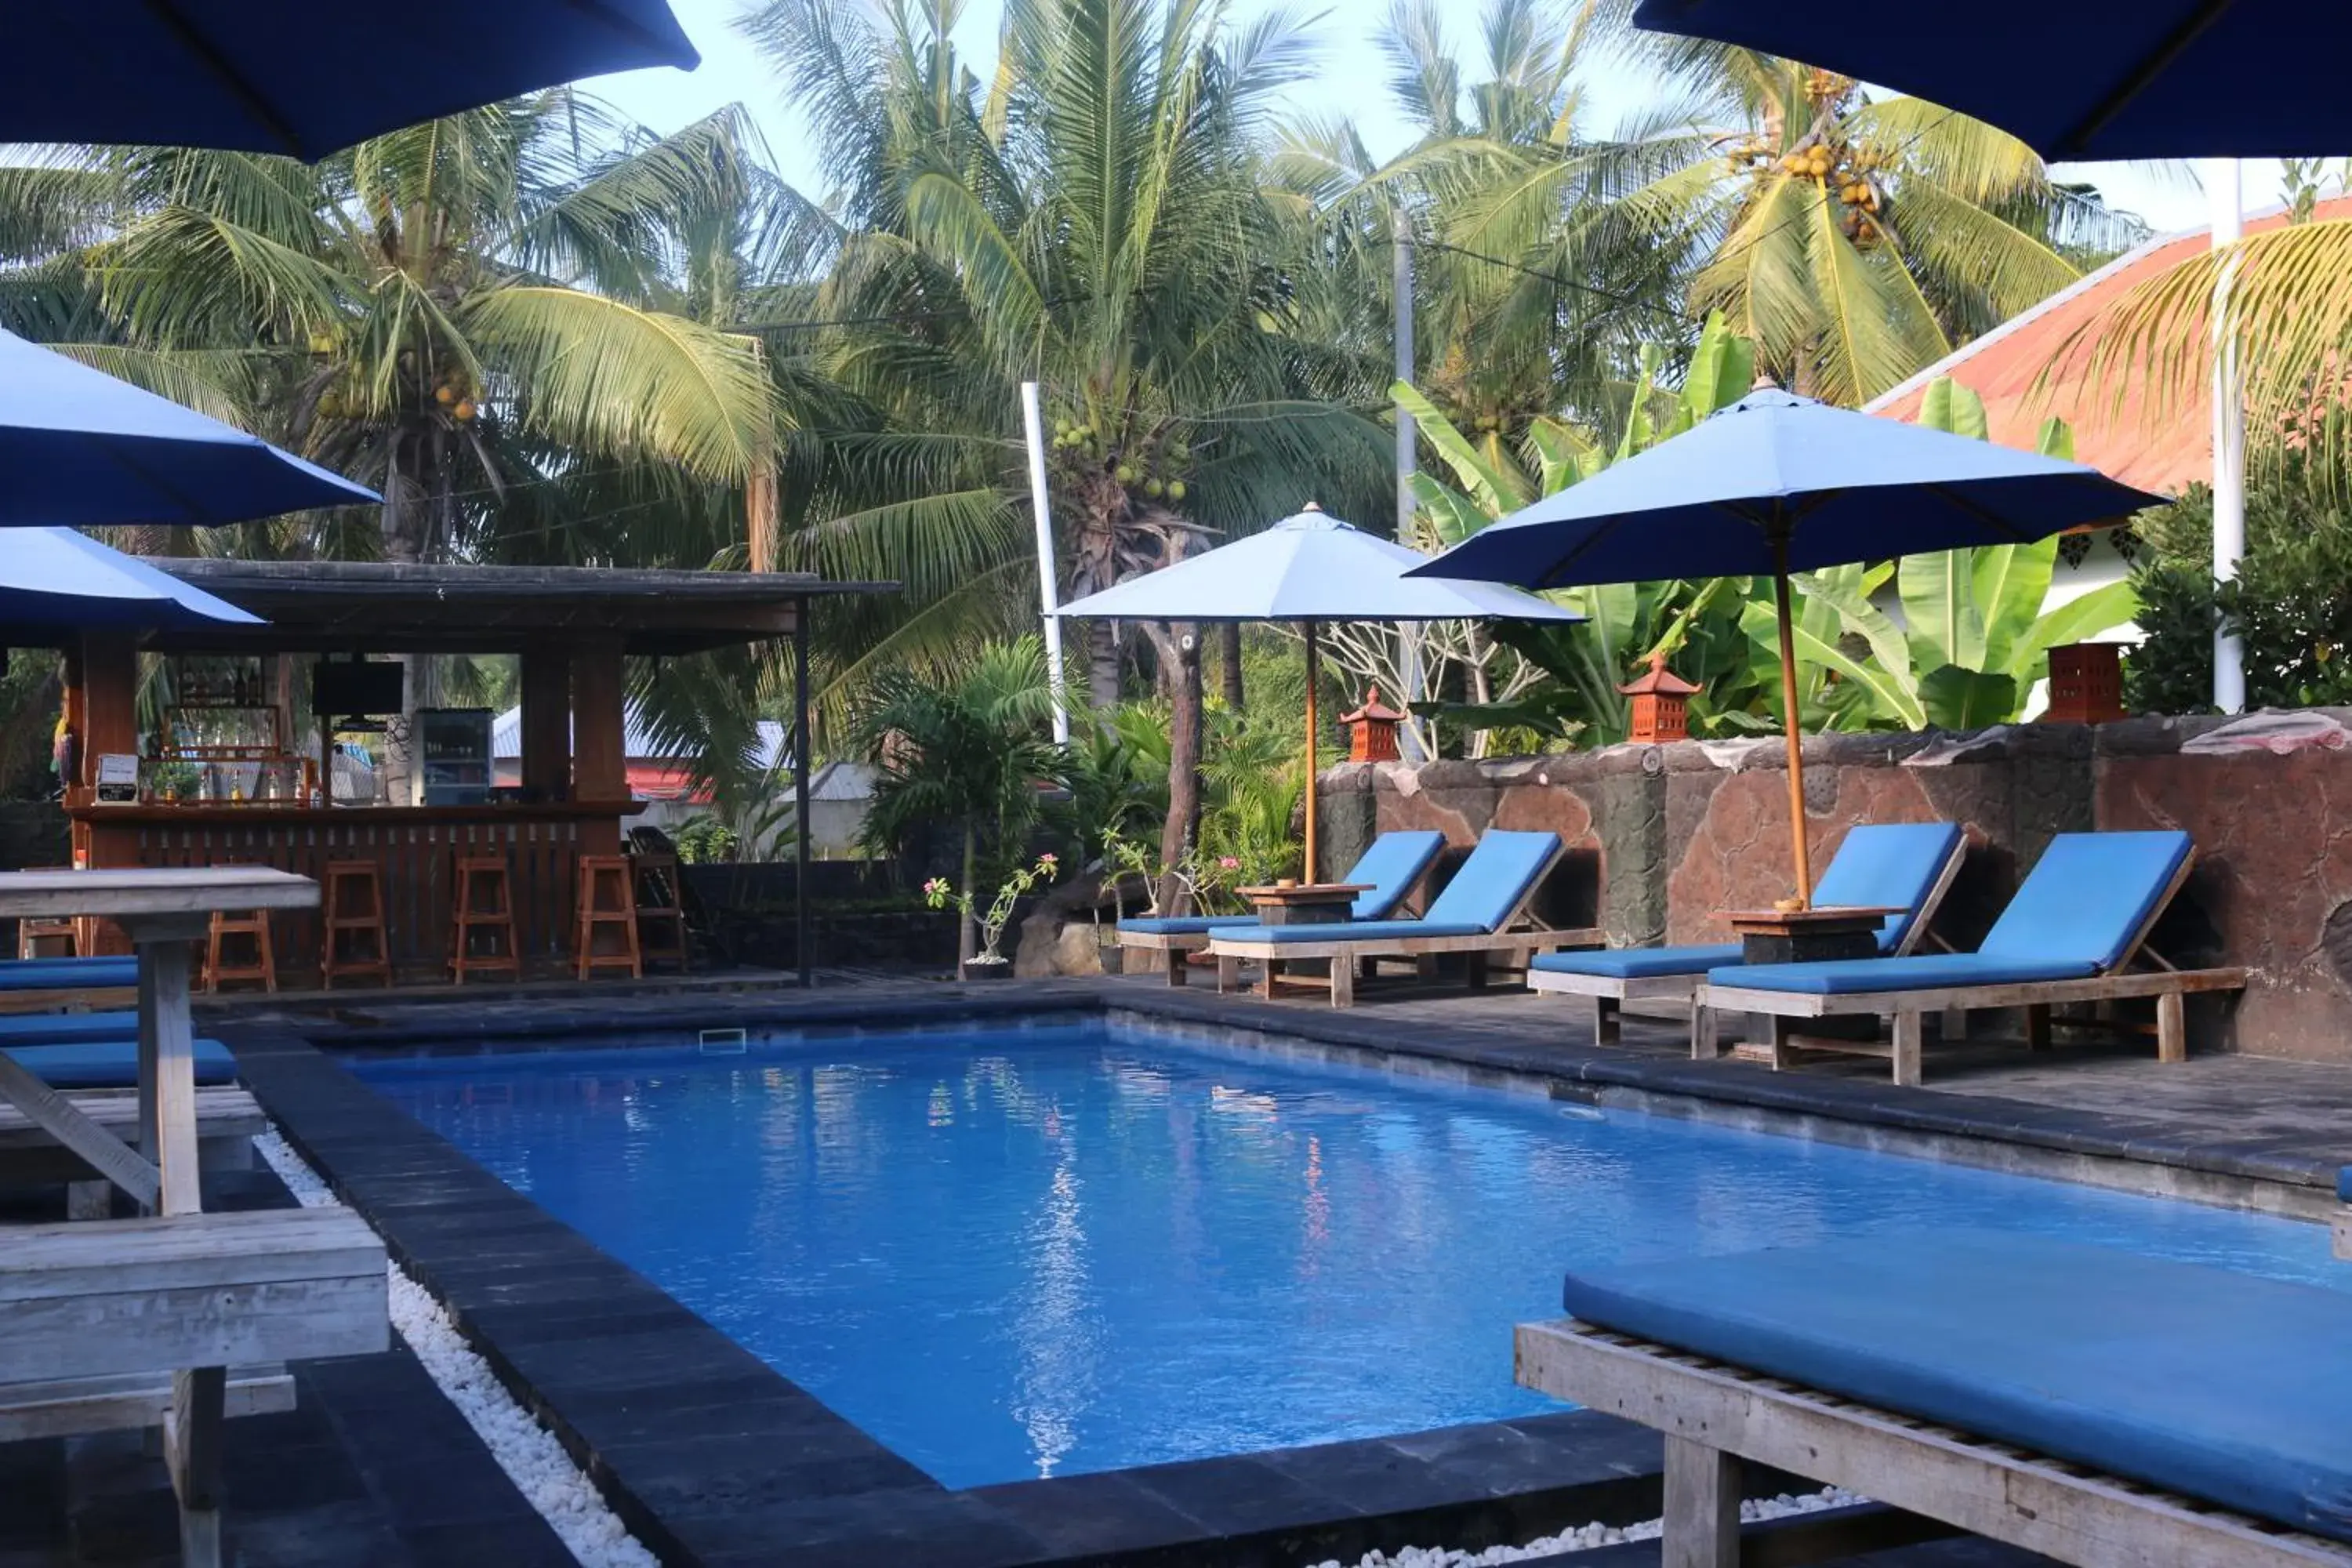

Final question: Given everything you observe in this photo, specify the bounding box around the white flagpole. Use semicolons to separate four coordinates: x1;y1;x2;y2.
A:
2209;159;2247;715
1021;380;1072;743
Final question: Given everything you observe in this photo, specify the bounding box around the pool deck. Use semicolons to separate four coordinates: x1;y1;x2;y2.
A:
148;970;2344;1566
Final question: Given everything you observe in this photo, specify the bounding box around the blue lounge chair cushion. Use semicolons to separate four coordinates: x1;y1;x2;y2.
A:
1710;951;2098;994
2339;1167;2352;1204
1342;830;1448;920
1976;830;2191;970
0;1011;140;1044
1252;920;1490;943
1808;822;1965;953
1534;944;1744;982
0;956;137;991
1558;1230;2352;1545
1710;830;2190;996
5;1039;237;1089
1418;829;1561;931
1117;916;1258;937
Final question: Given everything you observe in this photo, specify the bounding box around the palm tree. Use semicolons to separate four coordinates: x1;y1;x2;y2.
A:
744;0;1392;898
74;96;776;567
855;637;1062;965
1417;12;2143;405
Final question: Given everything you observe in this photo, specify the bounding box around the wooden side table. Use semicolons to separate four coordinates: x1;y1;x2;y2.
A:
1234;883;1371;926
1231;883;1370;995
1723;906;1904;966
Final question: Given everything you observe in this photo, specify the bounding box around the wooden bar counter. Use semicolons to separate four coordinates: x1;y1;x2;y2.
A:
67;799;641;975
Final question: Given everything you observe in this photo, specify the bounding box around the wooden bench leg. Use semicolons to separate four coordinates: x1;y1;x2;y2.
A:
1590;996;1620;1047
1767;1015;1798;1071
1892;1009;1925;1087
1256;957;1277;1000
1661;1435;1740;1568
169;1365;226;1568
1164;949;1187;988
1329;958;1356;1008
2024;1003;2052;1051
1690;1004;1719;1060
1216;954;1239;993
2156;987;2187;1064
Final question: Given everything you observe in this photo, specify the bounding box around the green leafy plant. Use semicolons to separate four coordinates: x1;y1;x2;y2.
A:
672;814;742;866
924;853;1060;967
1785;378;2137;729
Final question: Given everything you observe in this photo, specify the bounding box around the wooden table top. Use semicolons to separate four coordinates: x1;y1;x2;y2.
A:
1236;883;1372;904
1724;905;1903;937
0;866;321;918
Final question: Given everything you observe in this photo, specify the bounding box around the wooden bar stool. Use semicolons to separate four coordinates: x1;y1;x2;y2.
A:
574;855;642;980
632;848;688;973
204;906;278;993
449;854;521;984
321;858;393;989
16;867;78;960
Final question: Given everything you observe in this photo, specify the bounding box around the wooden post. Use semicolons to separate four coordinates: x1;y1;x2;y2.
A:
77;636;141;952
1769;533;1813;908
571;644;626;859
1661;1436;1740;1568
518;647;572;797
793;601;813;990
1303;619;1319;883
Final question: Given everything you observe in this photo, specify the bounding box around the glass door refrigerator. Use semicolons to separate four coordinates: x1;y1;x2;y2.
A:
417;707;495;806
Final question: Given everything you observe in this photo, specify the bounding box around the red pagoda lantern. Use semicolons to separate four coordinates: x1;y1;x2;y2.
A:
1619;651;1700;744
2044;642;2125;725
1340;687;1406;764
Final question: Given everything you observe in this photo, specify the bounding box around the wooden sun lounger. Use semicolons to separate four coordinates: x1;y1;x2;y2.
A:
1696;850;2245;1087
1515;1318;2352;1568
1207;836;1598;1007
1213;924;1604;1006
1114;922;1256;986
0;985;136;1016
1530;824;1968;1048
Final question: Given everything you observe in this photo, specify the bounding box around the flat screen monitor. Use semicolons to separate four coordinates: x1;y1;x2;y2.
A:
310;659;405;718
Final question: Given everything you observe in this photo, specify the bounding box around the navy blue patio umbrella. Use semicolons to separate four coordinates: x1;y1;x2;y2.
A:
1628;0;2342;160
0;329;377;529
9;1;699;160
1409;387;2166;901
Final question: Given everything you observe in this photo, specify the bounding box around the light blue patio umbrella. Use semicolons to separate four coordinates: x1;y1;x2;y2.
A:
0;530;260;634
1410;388;2165;902
1055;504;1581;874
0;331;376;529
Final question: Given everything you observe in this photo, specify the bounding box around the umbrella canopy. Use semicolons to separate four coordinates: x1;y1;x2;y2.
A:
9;1;699;160
1416;389;2163;589
0;530;260;635
1628;0;2331;161
0;330;377;528
1411;389;2168;903
1059;505;1578;874
1054;505;1584;623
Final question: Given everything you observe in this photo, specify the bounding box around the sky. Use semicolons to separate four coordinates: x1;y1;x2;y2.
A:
585;0;2275;241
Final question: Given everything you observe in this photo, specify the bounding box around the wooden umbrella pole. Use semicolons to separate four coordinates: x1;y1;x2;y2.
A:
1770;534;1813;908
1303;619;1320;882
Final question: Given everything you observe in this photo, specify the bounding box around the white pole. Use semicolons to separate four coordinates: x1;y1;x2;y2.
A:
2209;158;2248;715
1021;379;1072;743
1392;208;1428;762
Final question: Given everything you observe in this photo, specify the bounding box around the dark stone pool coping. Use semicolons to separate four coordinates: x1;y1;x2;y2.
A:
227;978;2340;1566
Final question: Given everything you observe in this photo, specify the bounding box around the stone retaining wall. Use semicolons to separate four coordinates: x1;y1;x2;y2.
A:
1318;710;2352;1062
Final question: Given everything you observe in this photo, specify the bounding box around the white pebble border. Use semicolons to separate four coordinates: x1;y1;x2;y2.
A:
259;1128;1860;1568
1308;1486;1866;1567
254;1128;658;1568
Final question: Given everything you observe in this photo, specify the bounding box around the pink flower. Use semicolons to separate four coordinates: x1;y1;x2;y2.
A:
1218;856;1240;870
1038;853;1058;866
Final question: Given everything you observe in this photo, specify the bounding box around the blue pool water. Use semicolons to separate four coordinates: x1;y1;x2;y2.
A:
358;1022;2347;1488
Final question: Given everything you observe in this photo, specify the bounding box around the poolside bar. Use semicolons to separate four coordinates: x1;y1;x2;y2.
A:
44;561;885;981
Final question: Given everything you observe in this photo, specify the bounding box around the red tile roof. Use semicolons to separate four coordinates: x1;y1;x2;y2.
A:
1867;194;2352;494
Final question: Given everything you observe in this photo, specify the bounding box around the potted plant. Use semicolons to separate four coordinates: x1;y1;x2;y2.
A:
925;853;1058;979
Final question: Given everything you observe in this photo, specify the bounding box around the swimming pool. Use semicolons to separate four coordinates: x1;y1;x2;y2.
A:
358;1021;2344;1489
